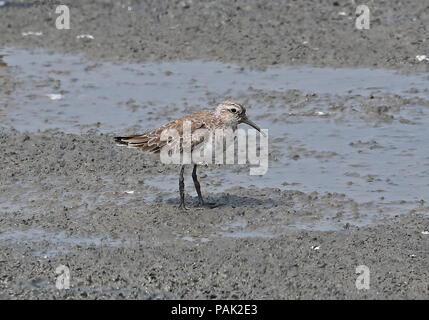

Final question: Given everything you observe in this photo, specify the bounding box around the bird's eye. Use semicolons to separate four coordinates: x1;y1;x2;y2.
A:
230;108;237;113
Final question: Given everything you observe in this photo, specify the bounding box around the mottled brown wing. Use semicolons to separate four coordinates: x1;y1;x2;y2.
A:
114;110;212;153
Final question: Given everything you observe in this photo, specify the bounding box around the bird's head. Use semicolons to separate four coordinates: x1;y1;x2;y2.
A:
215;101;262;132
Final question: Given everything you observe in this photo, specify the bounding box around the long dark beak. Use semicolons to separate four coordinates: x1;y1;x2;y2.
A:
241;117;266;136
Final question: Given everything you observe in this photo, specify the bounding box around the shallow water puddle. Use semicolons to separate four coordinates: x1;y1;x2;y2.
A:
1;47;429;132
216;217;277;238
0;228;130;257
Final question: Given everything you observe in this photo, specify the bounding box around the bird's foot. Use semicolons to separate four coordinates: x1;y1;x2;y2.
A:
178;202;189;210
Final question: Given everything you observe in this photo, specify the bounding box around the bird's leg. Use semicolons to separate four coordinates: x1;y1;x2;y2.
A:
178;165;188;210
192;164;204;206
192;164;218;208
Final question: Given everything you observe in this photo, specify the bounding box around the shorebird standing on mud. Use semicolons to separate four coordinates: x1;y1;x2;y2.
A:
115;101;264;209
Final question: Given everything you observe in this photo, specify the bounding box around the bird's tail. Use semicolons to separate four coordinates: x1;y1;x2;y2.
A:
114;136;132;146
114;134;165;153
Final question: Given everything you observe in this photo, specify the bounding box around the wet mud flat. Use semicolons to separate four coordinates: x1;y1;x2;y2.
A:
0;0;429;299
0;48;428;299
0;0;429;72
0;131;428;299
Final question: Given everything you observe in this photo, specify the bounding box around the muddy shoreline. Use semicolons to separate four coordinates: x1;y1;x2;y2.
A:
0;0;428;72
0;0;428;299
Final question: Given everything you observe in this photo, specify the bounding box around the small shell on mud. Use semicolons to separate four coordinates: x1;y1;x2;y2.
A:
76;34;95;40
415;55;429;62
45;94;63;100
22;31;43;37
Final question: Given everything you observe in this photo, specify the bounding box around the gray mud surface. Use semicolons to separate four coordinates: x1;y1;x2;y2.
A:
0;0;428;299
1;0;429;72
